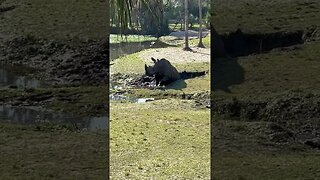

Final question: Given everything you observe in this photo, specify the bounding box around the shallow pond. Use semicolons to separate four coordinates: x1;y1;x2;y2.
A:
0;67;43;89
109;92;155;104
0;105;108;131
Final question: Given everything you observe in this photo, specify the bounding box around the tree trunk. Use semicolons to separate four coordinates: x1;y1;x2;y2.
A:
183;0;192;51
197;0;205;48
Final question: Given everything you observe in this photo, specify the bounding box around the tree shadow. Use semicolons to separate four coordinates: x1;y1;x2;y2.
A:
212;57;245;93
164;71;207;90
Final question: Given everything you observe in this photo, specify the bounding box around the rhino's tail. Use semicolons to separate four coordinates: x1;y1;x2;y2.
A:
179;71;206;80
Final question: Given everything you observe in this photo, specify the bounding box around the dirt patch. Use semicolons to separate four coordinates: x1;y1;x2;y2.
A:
213;91;320;122
0;35;108;86
139;46;210;64
213;91;320;146
169;30;210;39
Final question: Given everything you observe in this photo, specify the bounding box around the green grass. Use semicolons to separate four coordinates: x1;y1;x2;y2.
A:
160;35;211;47
110;99;210;179
189;35;211;48
213;40;320;100
0;122;107;179
110;34;157;44
168;23;183;31
212;117;320;179
0;0;108;41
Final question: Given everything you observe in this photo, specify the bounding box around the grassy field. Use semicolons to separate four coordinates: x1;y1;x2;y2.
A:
212;0;320;179
110;35;211;178
110;99;210;179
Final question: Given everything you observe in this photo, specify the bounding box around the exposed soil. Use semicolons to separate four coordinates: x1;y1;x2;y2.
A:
218;28;319;57
213;91;320;122
139;46;210;64
169;30;210;39
213;91;320;147
0;35;109;86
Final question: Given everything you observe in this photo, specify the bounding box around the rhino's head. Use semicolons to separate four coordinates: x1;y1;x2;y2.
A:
145;64;155;76
144;57;158;76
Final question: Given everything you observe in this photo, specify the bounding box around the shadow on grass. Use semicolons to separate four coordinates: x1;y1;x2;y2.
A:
165;71;207;90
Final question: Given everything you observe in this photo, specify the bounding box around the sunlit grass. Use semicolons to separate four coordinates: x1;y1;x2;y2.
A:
110;99;210;179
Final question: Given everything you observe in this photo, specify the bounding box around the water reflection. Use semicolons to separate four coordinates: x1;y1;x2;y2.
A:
0;105;108;131
0;68;42;88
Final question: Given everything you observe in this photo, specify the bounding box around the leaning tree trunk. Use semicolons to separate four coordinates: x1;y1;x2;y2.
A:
183;0;192;51
197;0;205;48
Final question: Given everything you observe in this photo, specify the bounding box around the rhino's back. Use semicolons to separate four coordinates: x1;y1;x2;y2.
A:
155;59;180;80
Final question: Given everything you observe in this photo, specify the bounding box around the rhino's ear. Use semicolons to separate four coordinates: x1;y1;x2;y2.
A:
151;57;157;63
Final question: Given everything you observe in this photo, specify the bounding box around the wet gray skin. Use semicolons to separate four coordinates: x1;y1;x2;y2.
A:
0;105;109;131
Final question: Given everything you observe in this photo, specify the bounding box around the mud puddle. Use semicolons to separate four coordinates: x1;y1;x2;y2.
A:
109;92;155;104
0;105;108;131
128;71;207;88
0;67;44;89
220;29;311;57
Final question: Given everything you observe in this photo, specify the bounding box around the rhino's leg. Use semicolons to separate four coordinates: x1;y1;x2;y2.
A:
155;74;161;86
159;76;169;86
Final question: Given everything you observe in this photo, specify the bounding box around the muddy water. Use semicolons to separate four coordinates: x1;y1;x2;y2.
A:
109;92;155;104
0;68;43;88
0;105;108;131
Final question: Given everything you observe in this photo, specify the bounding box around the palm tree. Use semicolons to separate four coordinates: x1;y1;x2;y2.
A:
183;0;192;51
197;0;205;48
110;0;164;35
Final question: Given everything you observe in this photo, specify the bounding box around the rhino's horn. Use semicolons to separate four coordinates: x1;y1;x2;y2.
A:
151;57;157;63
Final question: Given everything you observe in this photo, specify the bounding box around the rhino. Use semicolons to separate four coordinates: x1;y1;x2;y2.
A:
144;57;180;86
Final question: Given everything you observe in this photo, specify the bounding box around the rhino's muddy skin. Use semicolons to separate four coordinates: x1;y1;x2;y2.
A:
145;57;180;86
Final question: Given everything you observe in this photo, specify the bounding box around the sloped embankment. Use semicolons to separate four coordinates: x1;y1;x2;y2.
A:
0;36;109;86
